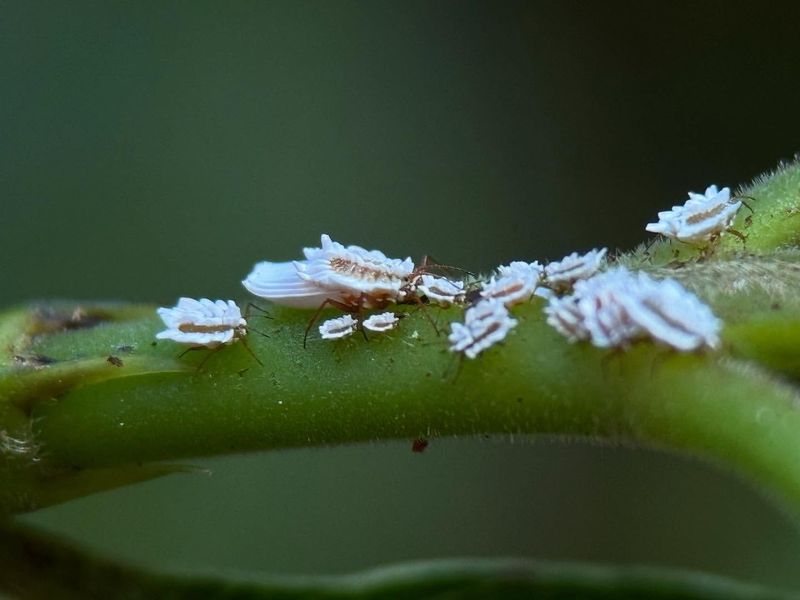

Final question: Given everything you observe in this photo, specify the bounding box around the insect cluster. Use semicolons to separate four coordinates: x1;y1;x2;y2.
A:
156;184;731;365
545;268;720;351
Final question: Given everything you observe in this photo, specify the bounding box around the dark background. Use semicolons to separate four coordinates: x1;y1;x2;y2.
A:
2;0;800;588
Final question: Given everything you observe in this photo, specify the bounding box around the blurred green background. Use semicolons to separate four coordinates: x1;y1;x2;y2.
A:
3;0;800;588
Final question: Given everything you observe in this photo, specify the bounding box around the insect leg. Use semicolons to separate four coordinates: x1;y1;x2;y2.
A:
240;337;264;367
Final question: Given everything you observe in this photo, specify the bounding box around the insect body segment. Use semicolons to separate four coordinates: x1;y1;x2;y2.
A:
645;185;742;244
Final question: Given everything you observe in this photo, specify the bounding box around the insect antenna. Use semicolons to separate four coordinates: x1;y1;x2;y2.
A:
417;255;477;279
247;326;271;338
246;302;274;319
733;194;757;214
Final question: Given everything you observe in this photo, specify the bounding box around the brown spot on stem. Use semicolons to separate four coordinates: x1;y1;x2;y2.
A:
31;306;110;335
14;354;57;369
412;438;429;453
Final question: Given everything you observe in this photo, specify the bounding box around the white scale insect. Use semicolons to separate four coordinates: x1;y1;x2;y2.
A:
545;267;720;351
480;261;543;307
243;234;415;311
448;297;518;359
543;248;607;293
362;311;401;332
156;297;263;366
416;274;465;306
318;314;358;340
645;185;742;245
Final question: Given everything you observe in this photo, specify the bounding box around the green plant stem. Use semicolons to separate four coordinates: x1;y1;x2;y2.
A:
1;522;796;600
0;299;795;515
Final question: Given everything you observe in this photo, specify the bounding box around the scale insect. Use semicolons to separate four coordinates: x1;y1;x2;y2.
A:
415;275;465;307
448;297;518;359
480;261;543;307
243;235;414;310
645;185;744;246
156;298;267;369
362;311;402;333
318;314;359;340
543;248;607;294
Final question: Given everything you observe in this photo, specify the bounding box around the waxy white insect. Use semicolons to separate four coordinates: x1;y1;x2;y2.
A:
319;314;358;340
544;248;607;293
416;274;465;306
618;274;721;351
550;270;641;348
243;234;415;310
156;298;247;347
645;185;742;244
480;261;543;307
362;311;401;333
544;295;590;343
448;298;518;359
298;234;415;306
545;268;721;351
